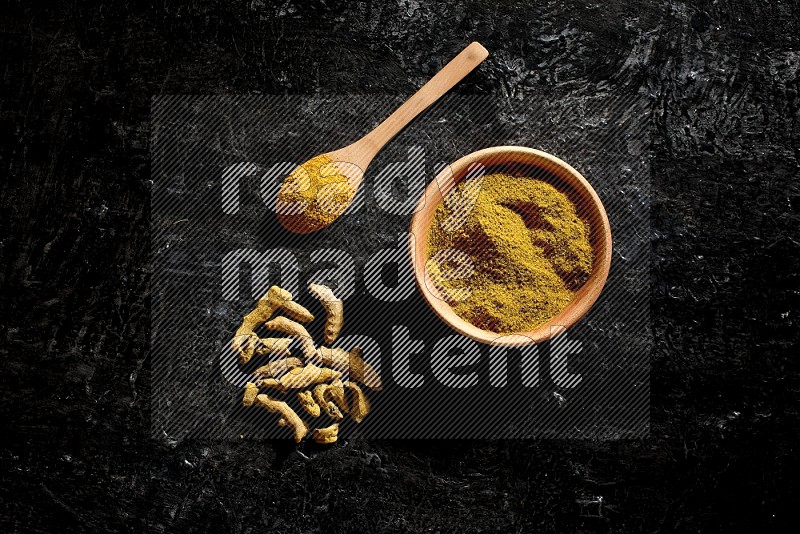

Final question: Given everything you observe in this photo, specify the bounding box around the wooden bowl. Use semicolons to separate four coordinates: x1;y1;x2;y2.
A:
409;146;612;346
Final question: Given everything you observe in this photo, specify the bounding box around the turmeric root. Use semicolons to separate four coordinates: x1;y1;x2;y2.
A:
323;403;343;421
242;382;260;408
253;356;304;379
311;423;339;444
326;379;348;414
233;333;292;365
278;300;314;323
313;383;344;421
344;381;371;423
233;290;280;339
234;283;381;444
233;286;312;339
280;363;341;390
316;346;383;391
263;316;317;360
297;390;321;417
316;346;347;369
255;377;283;391
255;394;308;443
251;337;292;357
308;283;344;344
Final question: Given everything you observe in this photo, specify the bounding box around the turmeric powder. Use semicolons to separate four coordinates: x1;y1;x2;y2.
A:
276;154;356;233
426;173;593;334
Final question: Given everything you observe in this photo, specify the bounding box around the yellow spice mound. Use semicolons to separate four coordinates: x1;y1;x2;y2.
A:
426;173;593;334
277;154;355;233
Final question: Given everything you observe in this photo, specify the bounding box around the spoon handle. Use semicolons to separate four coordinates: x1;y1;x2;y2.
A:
362;42;489;153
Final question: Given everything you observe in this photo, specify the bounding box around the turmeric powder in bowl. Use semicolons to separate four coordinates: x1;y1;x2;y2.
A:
426;173;593;334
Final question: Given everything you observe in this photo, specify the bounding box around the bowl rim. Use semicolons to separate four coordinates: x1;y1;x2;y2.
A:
408;145;613;347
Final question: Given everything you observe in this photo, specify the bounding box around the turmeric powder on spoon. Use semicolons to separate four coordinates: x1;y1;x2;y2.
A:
276;154;356;234
426;173;594;334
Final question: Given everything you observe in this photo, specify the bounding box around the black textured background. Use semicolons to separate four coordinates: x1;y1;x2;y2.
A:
2;1;799;532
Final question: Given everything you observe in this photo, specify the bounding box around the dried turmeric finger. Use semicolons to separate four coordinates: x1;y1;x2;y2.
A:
344;381;370;423
234;286;309;338
261;285;314;322
255;394;307;443
311;423;339;444
308;283;344;344
233;292;279;339
242;382;260;408
232;333;292;365
279;299;315;323
253;356;304;379
254;377;283;391
343;346;382;391
316;346;383;391
323;401;343;421
326;379;348;414
279;363;341;390
232;334;255;364
312;383;326;406
252;337;293;357
313;383;344;421
297;390;321;417
263;316;317;360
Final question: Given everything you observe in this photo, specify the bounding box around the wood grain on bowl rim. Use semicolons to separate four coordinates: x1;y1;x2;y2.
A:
408;146;612;347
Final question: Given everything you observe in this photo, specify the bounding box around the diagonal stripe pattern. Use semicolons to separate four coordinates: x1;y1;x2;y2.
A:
151;93;650;441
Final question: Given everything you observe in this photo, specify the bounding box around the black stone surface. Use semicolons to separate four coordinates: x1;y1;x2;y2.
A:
1;1;799;532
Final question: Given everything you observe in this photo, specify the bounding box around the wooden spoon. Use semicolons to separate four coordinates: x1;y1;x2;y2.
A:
276;42;489;234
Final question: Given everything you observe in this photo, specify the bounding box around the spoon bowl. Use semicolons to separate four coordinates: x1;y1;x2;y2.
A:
275;152;366;234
